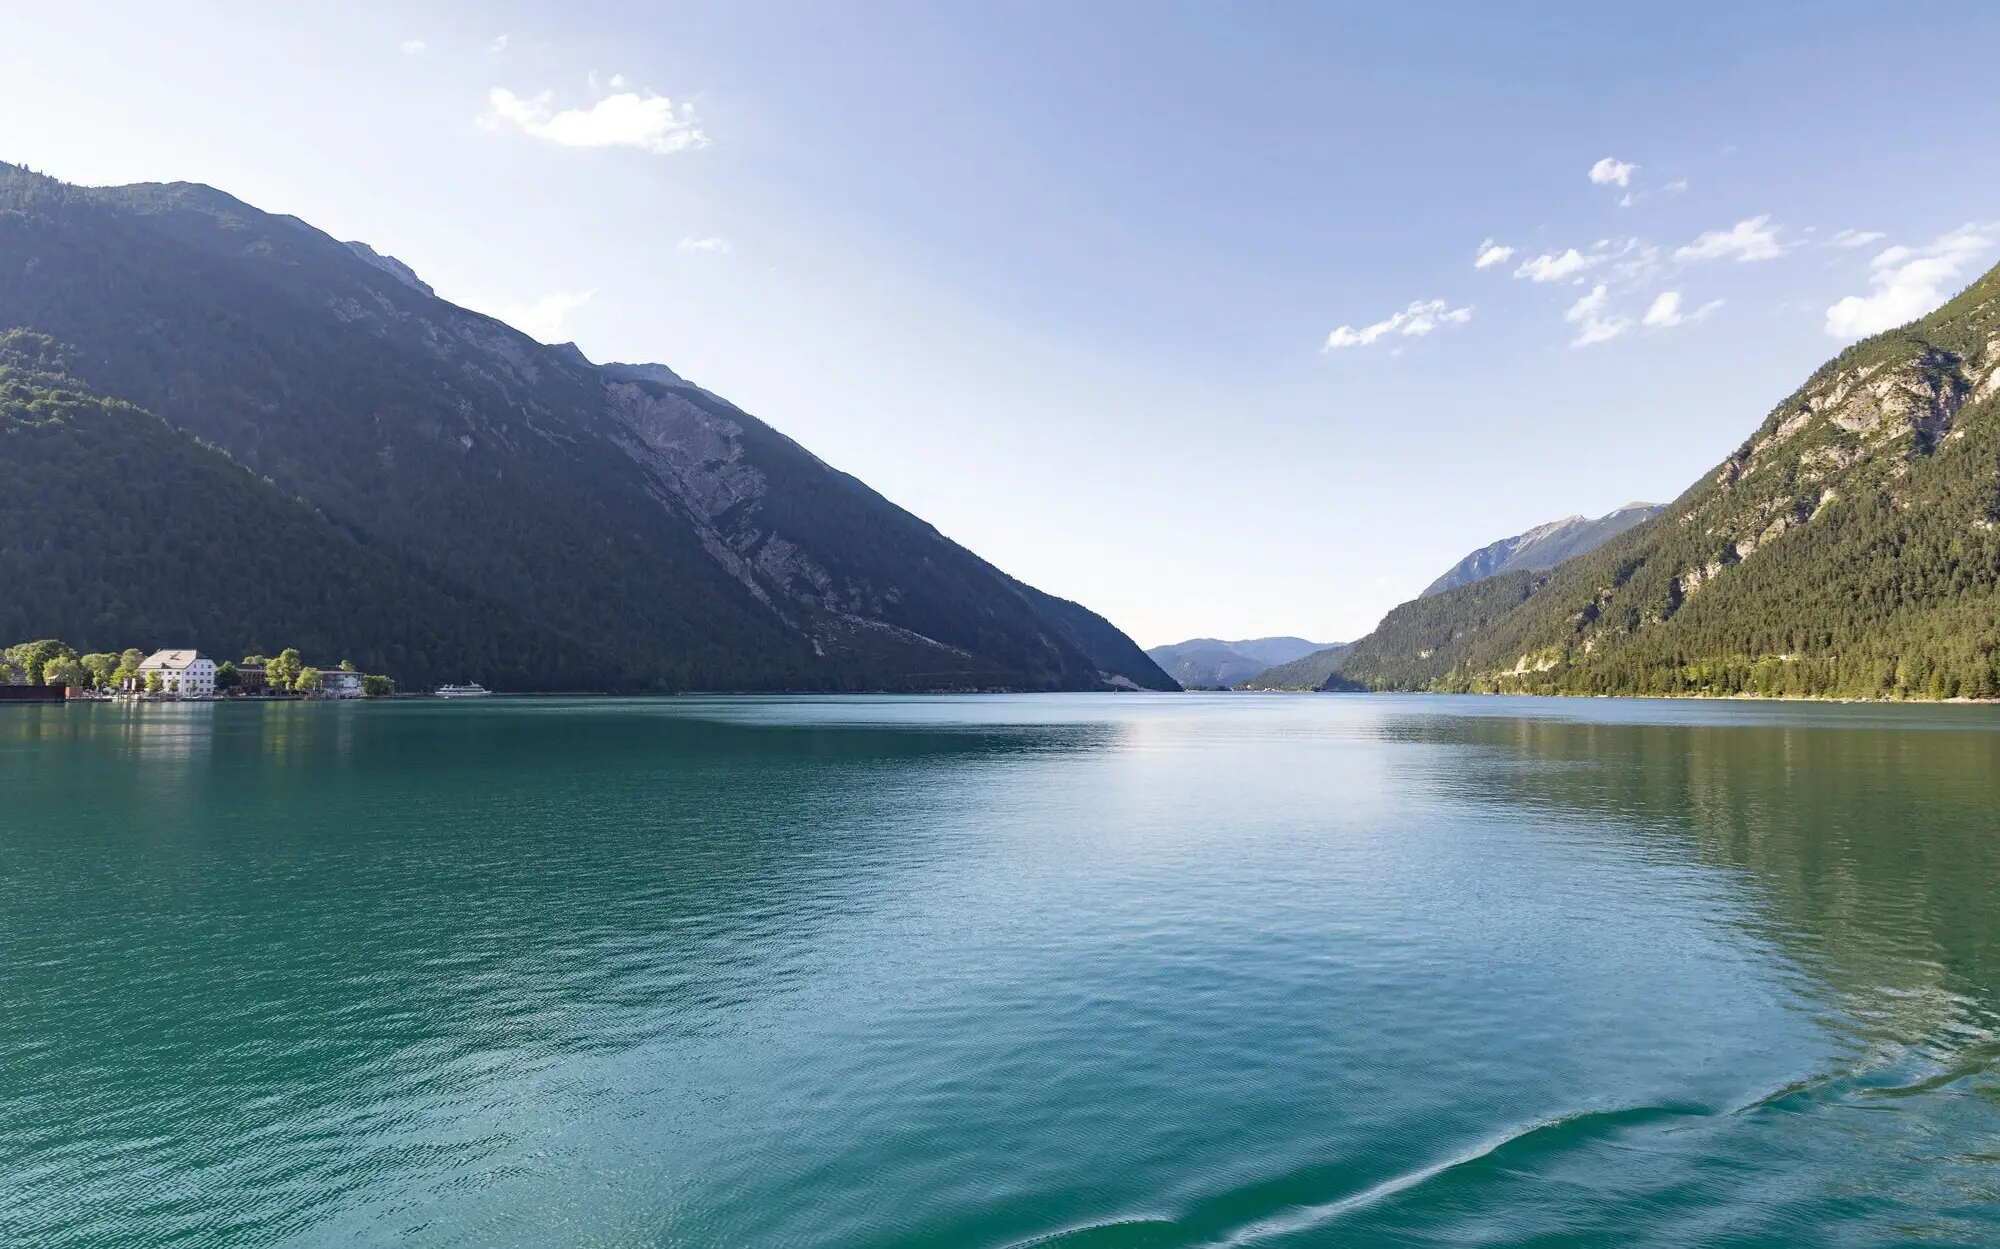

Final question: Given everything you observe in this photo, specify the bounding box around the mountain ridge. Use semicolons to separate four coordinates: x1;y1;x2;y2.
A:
0;164;1176;693
1334;258;2000;700
1420;503;1663;598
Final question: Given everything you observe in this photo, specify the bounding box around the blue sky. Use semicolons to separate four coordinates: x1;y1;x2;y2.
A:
6;2;2000;645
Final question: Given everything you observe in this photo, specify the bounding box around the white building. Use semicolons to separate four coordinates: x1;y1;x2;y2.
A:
137;650;216;696
323;670;364;699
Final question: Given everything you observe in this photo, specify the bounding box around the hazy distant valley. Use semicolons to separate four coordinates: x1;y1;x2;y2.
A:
1160;506;1662;692
1144;637;1336;689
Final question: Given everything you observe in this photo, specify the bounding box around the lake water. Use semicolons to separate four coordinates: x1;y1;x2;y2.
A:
5;694;2000;1245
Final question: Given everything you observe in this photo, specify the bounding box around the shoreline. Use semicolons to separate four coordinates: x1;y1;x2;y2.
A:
1238;687;2000;705
24;687;2000;705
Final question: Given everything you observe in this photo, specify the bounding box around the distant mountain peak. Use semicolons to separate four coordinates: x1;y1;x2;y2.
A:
1421;504;1662;598
1513;515;1590;546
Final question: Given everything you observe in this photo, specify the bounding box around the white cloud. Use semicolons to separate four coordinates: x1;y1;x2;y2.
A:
488;34;510;52
1663;178;1689;193
1641;291;1682;327
1514;248;1595;282
1641;291;1723;328
1565;284;1629;345
1473;239;1514;269
1589;157;1637;187
479;289;597;340
611;74;628;90
1828;228;1885;249
1675;215;1784;262
399;39;426;55
678;236;730;253
483;87;708;155
1323;299;1472;351
1825;225;1995;338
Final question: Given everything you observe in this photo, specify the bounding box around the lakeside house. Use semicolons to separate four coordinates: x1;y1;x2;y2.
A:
135;650;216;696
3;641;392;701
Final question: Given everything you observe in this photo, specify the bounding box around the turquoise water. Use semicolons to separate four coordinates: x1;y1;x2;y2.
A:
5;694;2000;1245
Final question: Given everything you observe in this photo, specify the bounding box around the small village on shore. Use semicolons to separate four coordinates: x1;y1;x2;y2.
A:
0;640;399;702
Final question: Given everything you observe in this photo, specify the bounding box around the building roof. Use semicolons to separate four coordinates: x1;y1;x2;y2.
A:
139;650;210;671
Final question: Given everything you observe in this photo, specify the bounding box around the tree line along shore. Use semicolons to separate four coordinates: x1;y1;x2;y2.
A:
1;640;394;698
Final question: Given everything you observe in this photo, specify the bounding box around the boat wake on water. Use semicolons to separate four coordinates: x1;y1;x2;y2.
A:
1012;1025;2000;1249
1006;1103;1713;1249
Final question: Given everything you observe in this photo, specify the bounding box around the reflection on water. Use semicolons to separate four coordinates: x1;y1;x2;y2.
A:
3;695;2000;1246
1407;708;2000;1055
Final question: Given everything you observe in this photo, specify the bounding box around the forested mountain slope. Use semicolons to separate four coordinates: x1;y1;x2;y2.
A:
1338;260;2000;699
1236;643;1356;691
1420;503;1662;598
0;333;584;687
0;165;1174;692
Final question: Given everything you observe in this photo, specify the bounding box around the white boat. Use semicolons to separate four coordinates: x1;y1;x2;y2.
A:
435;683;492;699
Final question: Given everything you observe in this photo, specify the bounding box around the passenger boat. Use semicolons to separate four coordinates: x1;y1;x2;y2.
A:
434;683;492;699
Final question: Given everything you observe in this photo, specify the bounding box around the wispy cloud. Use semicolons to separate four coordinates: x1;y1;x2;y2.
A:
1565;284;1628;346
399;39;427;56
1514;248;1595;283
1615;175;1684;209
678;236;730;253
1827;228;1885;250
1605;239;1662;284
1675;216;1785;262
1589;157;1637;187
1323;299;1472;351
1825;225;1994;338
488;34;510;52
1641;291;1722;328
479;290;598;340
1474;239;1514;269
483;87;707;155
